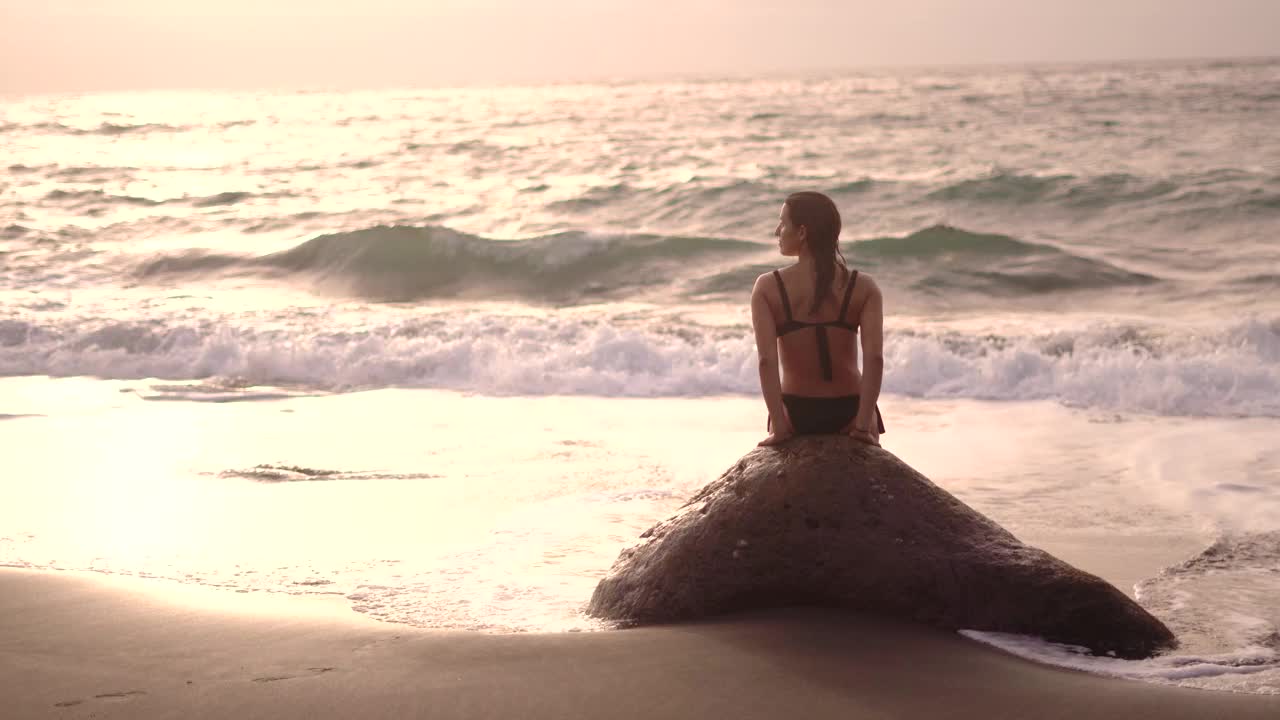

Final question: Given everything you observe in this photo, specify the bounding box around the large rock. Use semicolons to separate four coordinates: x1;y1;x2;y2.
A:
588;436;1176;659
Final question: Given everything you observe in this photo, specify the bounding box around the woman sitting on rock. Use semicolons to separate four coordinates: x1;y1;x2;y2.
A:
751;191;885;447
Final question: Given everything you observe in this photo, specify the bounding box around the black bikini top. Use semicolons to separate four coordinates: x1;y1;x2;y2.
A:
773;269;859;382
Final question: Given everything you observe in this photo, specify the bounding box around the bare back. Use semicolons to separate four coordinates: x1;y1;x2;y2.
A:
762;264;875;397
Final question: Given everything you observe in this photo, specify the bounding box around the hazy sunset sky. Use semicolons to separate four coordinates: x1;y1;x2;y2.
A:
2;0;1278;93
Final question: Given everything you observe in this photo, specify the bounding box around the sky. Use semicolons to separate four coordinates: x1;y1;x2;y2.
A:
1;0;1278;93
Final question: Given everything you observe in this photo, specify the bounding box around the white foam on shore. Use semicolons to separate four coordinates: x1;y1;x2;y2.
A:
960;629;1280;694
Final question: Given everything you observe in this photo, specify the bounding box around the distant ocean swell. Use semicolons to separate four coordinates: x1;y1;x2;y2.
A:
1;314;1276;418
531;169;1280;215
12;159;1280;221
1;121;188;136
38;188;300;210
128;224;1159;302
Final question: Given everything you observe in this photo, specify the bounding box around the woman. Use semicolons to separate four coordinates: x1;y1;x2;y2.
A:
751;191;885;447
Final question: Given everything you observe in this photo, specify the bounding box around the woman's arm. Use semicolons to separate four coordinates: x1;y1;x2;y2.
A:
751;274;793;445
852;276;884;445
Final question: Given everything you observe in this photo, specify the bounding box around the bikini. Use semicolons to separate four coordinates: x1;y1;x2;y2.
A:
770;268;885;435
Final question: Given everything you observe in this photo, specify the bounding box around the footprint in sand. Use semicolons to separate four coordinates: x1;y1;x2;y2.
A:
95;690;148;701
251;667;336;683
53;690;147;708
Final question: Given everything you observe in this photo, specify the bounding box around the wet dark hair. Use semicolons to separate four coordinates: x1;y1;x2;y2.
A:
784;191;847;316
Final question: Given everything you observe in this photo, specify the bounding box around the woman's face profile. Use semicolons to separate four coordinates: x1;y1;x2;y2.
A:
775;203;805;256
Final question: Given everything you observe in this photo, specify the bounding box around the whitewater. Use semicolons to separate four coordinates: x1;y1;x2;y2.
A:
2;57;1279;693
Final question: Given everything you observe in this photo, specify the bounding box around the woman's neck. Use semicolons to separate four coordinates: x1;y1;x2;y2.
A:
793;252;817;272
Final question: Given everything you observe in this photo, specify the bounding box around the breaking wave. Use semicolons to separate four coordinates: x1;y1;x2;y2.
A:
1;313;1277;418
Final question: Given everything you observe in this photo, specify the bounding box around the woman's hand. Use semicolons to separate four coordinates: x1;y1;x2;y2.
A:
758;428;794;446
849;425;880;447
758;414;795;446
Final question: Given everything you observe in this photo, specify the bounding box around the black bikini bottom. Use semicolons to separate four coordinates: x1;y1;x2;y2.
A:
773;394;886;435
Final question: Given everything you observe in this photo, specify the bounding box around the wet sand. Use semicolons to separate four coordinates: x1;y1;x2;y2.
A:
2;569;1277;719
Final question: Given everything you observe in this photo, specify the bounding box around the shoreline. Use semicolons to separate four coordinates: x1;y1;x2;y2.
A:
3;568;1278;719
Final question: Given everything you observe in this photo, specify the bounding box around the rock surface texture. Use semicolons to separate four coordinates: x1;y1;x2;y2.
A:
588;436;1176;659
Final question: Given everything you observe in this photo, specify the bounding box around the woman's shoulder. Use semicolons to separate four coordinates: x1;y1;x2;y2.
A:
848;268;879;291
842;268;881;310
752;267;789;290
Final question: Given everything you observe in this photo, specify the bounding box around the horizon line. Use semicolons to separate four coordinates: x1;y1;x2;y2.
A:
2;52;1277;99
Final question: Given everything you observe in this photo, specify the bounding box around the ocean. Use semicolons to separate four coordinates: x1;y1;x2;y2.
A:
2;56;1279;693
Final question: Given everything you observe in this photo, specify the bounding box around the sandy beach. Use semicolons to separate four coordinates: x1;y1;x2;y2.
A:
2;568;1277;720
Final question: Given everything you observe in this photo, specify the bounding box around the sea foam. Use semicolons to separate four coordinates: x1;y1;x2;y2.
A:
1;313;1277;418
960;629;1280;694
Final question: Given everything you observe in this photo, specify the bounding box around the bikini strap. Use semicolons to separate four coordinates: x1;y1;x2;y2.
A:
838;269;859;323
772;270;794;323
816;326;833;381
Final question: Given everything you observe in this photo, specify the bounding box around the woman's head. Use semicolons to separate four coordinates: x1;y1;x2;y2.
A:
776;191;847;314
776;192;842;259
